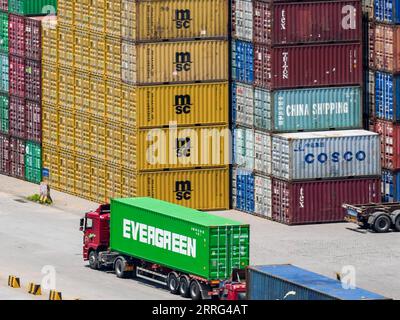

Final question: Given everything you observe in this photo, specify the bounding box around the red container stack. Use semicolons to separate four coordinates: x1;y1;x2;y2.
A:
1;13;45;182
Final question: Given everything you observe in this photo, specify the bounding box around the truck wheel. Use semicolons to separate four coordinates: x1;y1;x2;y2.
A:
373;215;391;233
179;276;190;298
115;258;130;278
394;216;400;232
189;280;202;301
167;272;180;294
88;251;99;270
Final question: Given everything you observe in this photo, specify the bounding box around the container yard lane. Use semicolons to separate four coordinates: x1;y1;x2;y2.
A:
0;175;400;300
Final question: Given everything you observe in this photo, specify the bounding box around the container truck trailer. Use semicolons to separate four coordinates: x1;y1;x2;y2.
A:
80;197;250;300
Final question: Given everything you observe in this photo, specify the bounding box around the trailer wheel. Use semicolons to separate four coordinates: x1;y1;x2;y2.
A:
189;280;202;301
372;215;391;233
167;272;180;294
115;258;130;278
179;276;190;298
394;216;400;232
88;251;99;270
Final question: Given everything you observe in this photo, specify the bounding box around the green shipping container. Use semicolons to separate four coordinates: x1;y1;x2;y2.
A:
110;198;250;281
0;93;8;133
8;0;57;16
25;141;42;184
0;12;8;53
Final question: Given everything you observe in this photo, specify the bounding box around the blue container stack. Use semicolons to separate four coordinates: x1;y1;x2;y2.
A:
366;0;400;202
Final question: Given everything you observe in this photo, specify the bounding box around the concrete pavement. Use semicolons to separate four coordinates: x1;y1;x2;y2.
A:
0;175;399;299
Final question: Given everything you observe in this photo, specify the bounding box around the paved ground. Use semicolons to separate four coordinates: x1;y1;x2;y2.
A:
0;175;399;300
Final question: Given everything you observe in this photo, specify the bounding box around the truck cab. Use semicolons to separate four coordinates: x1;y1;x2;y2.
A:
219;269;247;300
80;204;110;263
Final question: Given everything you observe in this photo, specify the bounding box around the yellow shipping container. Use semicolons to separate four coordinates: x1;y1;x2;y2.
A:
58;27;74;69
42;64;58;107
135;168;229;211
42;144;60;188
137;125;230;171
42;105;59;147
122;40;228;84
136;82;228;127
71;0;227;40
74;71;90;113
58;67;75;109
74;31;90;72
58;110;75;151
122;0;228;41
58;0;74;27
42;20;58;65
74;112;90;156
75;155;91;199
74;0;90;30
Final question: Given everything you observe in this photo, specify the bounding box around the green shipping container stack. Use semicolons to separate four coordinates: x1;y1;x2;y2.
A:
110;198;250;281
0;12;8;53
8;0;57;16
0;93;8;133
25;141;42;184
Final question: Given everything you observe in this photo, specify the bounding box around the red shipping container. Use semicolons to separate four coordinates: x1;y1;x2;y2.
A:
25;17;43;62
9;55;25;98
9;96;26;139
25;59;41;102
373;119;400;171
9;14;26;58
0;133;10;175
9;136;25;179
254;42;362;90
254;0;362;45
26;100;41;143
372;23;400;73
272;177;381;225
0;0;7;11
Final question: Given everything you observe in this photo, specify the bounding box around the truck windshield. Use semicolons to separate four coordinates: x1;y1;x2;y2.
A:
86;218;93;229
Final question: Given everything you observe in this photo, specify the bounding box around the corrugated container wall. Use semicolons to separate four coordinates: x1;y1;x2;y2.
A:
374;0;400;23
247;265;388;300
374;71;400;122
253;0;362;45
371;23;400;73
272;177;381;225
233;86;362;132
373;118;400;170
254;43;362;90
122;40;228;84
7;0;57;16
272;130;381;181
382;169;400;202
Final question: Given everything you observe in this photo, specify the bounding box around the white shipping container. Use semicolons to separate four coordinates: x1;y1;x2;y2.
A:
272;130;381;181
233;82;254;127
254;130;271;175
233;0;253;42
234;127;254;170
255;174;272;218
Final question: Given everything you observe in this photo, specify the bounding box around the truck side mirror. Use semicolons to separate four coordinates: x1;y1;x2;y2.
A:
80;218;84;231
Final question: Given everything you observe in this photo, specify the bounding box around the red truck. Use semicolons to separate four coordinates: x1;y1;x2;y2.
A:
80;200;248;300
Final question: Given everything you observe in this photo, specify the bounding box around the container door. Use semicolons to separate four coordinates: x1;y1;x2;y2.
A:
228;225;250;275
209;226;249;280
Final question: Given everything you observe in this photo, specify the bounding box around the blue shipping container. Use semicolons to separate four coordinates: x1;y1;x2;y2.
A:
375;71;400;121
247;264;390;300
232;40;253;84
375;0;400;23
382;169;400;202
235;169;254;213
0;52;8;93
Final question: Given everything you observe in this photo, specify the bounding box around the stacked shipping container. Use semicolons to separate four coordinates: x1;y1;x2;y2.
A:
0;2;57;184
232;0;381;224
367;0;400;202
42;0;230;210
